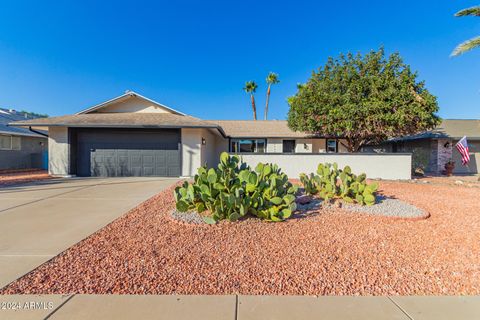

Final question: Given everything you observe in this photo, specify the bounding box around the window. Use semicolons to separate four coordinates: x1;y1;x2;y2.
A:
256;140;265;153
12;136;21;150
0;135;21;151
326;139;337;153
283;140;295;153
230;139;266;153
0;134;12;150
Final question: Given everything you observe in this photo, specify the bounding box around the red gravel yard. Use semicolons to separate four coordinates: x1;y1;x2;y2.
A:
0;169;51;186
2;181;479;295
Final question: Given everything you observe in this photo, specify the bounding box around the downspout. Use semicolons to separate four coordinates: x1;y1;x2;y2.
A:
29;126;48;137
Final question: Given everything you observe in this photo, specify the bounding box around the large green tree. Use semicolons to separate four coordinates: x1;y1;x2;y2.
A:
287;48;440;152
452;6;480;56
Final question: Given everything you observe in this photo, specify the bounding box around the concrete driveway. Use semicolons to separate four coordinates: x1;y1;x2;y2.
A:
0;177;179;288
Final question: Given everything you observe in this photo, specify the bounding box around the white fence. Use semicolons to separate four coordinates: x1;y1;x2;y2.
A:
236;153;412;180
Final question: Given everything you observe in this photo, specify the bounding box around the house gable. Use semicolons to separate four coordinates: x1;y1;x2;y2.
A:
91;96;174;114
76;91;186;115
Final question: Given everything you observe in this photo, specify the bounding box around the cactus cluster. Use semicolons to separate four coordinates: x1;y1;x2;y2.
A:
174;152;298;223
299;163;378;206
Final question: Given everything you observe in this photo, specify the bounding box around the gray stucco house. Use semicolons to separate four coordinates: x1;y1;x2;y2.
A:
0;108;48;170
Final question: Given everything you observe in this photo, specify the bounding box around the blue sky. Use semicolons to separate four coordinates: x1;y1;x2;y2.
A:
0;0;479;120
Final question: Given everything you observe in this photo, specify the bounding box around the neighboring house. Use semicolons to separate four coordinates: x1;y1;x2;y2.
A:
368;120;480;174
0;108;48;170
8;92;353;177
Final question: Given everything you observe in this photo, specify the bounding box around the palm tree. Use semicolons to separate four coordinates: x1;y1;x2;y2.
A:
243;81;258;120
264;72;280;120
452;6;480;56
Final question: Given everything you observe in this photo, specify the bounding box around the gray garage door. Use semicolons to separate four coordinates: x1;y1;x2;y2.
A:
75;129;181;177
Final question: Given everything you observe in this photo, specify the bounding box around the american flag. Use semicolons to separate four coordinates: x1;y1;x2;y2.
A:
455;136;470;166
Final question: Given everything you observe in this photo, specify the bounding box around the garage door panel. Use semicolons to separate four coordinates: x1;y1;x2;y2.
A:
76;129;181;177
130;154;142;167
155;152;166;161
143;167;154;176
92;150;118;177
118;153;129;177
143;153;155;165
168;167;179;177
155;167;167;176
130;166;142;177
166;150;179;163
142;151;155;176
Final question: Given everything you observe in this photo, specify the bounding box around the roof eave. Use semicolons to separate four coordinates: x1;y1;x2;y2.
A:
9;121;224;134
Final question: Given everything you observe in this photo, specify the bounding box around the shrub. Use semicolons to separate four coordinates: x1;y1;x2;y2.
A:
174;152;298;223
299;163;378;206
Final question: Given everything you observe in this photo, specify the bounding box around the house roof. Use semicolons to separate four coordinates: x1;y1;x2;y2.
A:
0;108;47;138
6;92;310;139
393;119;480;141
9;112;226;136
8;91;479;142
76;91;186;116
210;120;316;138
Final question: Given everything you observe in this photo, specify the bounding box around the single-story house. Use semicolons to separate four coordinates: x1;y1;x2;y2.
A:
0;108;48;170
9;92;478;178
369;120;480;175
8;91;359;178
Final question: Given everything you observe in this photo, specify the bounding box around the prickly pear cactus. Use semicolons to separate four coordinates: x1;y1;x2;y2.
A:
174;152;298;223
300;162;378;206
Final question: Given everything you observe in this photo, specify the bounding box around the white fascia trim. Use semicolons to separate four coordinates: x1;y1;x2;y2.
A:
75;91;187;116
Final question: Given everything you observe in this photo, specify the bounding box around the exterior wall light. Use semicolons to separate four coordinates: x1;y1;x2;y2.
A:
202;137;206;145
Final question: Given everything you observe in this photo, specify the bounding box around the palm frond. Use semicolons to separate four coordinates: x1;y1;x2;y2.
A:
266;72;280;85
455;6;480;17
451;36;480;56
243;81;258;93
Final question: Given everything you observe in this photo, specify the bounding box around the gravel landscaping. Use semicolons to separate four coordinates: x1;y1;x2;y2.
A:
1;181;479;295
411;175;480;188
170;209;205;224
0;169;51;186
342;196;428;218
295;193;428;219
170;192;427;225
